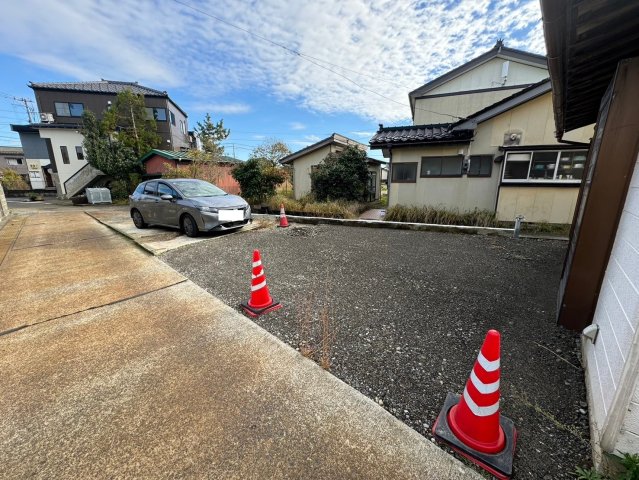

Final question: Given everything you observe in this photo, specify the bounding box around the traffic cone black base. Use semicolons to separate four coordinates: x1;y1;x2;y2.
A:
241;301;282;318
433;393;517;480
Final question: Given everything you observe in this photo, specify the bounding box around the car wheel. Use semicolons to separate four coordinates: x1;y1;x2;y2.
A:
182;214;199;237
132;209;147;229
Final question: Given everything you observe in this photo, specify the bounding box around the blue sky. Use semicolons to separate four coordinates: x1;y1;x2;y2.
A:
0;0;546;161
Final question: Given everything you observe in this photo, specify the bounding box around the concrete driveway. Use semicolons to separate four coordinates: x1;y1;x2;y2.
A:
0;209;480;479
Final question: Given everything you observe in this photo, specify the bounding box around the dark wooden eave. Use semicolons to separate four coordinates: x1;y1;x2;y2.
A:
541;0;639;138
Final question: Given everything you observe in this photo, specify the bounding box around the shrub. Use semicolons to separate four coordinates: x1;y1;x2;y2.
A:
232;158;286;205
384;204;498;227
310;146;370;201
0;169;29;190
109;179;130;200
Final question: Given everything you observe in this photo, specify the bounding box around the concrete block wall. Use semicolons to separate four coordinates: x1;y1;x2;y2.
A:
584;152;639;456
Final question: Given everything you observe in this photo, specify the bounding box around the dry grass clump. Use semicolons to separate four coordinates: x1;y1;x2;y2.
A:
384;204;498;227
267;194;366;219
296;293;335;370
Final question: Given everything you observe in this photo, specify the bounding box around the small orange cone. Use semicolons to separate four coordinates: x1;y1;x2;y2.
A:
433;329;516;479
279;203;289;228
240;249;282;317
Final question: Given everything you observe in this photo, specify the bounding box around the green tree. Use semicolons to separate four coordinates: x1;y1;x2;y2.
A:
101;89;160;157
310;146;370;201
249;138;291;165
81;110;139;181
194;113;229;158
232;158;286;205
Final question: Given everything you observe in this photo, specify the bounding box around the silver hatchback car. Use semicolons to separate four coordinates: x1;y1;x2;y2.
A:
129;178;251;237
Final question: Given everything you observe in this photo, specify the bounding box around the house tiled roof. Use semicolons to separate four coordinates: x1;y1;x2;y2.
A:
29;80;167;97
369;124;473;147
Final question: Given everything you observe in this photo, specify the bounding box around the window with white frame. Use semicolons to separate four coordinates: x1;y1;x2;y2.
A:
502;150;587;183
7;158;23;165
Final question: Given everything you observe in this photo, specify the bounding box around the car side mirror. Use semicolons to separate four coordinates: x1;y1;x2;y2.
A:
160;194;173;201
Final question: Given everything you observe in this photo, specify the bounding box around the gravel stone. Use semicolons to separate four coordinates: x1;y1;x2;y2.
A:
163;224;591;479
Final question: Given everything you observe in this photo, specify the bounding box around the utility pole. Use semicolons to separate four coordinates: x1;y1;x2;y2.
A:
10;96;36;123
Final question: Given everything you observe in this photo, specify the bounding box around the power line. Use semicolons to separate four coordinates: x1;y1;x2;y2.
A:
171;0;461;121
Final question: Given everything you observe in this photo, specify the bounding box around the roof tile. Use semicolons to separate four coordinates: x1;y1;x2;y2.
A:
29;80;166;97
369;124;473;146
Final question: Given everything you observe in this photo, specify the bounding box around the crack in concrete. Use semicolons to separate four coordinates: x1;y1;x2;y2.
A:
0;279;188;338
11;233;118;251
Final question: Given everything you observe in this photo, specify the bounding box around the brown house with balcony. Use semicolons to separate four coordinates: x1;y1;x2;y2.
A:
30;80;189;150
11;80;190;198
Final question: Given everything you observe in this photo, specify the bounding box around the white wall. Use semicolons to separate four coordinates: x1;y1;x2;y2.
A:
388;144;501;211
414;57;549;124
26;159;48;189
292;145;333;199
584;151;639;456
38;129;86;196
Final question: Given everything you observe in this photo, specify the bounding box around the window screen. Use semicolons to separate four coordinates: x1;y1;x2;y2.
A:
391;163;417;183
60;146;70;164
420;156;462;177
468;155;492;177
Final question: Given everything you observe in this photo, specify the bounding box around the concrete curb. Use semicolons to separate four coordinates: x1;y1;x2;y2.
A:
253;213;515;236
84;211;158;255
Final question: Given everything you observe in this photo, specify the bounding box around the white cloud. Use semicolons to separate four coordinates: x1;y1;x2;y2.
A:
289;122;306;130
0;0;545;123
350;130;375;138
304;135;322;142
188;103;252;114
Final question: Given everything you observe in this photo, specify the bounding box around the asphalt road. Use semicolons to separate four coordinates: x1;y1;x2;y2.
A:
163;223;591;479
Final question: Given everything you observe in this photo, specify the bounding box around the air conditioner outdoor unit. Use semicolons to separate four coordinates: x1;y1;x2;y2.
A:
39;113;54;123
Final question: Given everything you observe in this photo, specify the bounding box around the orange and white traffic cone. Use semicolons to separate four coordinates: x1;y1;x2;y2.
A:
240;249;282;317
279;203;289;228
433;329;516;479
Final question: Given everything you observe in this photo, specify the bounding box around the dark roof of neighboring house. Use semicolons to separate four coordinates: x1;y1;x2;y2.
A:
540;0;639;137
408;41;547;108
11;123;81;132
0;146;23;153
139;149;241;164
29;80;166;97
279;133;368;164
369;123;473;148
28;80;188;117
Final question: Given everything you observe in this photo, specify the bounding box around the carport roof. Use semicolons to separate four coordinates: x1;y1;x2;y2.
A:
540;0;639;137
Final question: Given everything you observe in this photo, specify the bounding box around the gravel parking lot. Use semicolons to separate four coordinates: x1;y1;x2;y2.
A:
163;223;591;479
